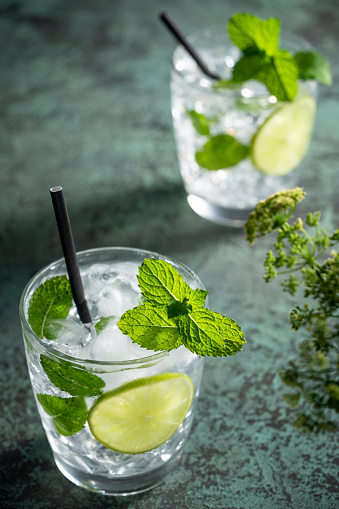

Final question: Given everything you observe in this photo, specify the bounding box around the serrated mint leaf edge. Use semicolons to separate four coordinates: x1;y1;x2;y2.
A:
137;258;192;305
187;288;210;308
179;309;245;357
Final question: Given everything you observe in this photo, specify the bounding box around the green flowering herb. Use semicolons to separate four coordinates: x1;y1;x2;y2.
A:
245;188;339;434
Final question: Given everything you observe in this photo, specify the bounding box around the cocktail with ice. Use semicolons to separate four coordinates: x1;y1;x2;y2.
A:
20;246;244;495
170;13;331;226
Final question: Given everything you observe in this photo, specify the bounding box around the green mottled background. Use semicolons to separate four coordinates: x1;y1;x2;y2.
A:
0;0;338;507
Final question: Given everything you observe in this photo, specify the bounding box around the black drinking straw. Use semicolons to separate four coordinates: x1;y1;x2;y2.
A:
159;11;221;81
50;186;92;324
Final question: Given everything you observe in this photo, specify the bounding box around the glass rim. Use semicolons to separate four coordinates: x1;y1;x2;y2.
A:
19;246;204;368
171;24;315;95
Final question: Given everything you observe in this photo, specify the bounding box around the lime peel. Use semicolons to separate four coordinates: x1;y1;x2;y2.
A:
88;373;194;454
250;96;316;176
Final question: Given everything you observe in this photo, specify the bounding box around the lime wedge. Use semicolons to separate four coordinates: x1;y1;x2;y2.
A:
88;373;194;454
250;96;316;176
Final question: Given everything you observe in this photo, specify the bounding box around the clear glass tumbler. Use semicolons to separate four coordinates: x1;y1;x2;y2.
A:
19;247;205;496
171;26;317;227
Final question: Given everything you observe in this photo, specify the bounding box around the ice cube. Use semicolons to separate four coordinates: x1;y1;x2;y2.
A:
110;262;140;293
89;319;150;361
82;262;141;316
82;263;120;302
160;345;195;370
46;319;91;347
89;319;129;361
96;279;140;318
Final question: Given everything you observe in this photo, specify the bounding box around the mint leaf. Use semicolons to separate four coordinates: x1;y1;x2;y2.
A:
195;134;249;170
256;50;298;101
294;51;332;85
28;276;73;339
118;304;245;357
187;288;210;308
211;312;246;354
118;259;244;358
118;302;181;351
178;309;245;357
186;109;211;136
137;258;191;305
137;259;208;310
227;13;331;101
40;355;105;397
37;394;87;436
95;316;116;334
228;13;280;57
232;53;269;83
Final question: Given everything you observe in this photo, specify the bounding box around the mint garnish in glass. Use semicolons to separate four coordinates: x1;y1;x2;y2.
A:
27;257;245;437
28;275;73;340
226;13;332;100
118;258;244;356
28;259;244;358
181;12;331;174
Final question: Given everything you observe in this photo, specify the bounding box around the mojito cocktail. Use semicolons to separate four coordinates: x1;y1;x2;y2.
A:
20;247;206;495
171;14;331;226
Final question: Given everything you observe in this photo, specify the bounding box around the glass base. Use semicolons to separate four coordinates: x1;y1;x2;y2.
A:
187;194;251;227
54;451;182;496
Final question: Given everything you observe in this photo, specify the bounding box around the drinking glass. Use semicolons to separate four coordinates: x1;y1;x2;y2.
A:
171;26;317;226
20;247;205;495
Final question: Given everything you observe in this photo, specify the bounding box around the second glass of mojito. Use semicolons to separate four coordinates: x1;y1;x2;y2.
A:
171;23;318;226
20;247;206;496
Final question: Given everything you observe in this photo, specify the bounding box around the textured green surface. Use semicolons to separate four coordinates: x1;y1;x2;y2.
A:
1;0;338;507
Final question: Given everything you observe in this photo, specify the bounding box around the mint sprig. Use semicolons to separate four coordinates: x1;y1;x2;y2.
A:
118;259;245;357
28;276;73;339
28;258;244;439
226;13;332;101
27;276;107;436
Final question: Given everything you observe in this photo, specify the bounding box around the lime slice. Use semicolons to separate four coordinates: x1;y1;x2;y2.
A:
251;96;316;176
88;373;194;454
